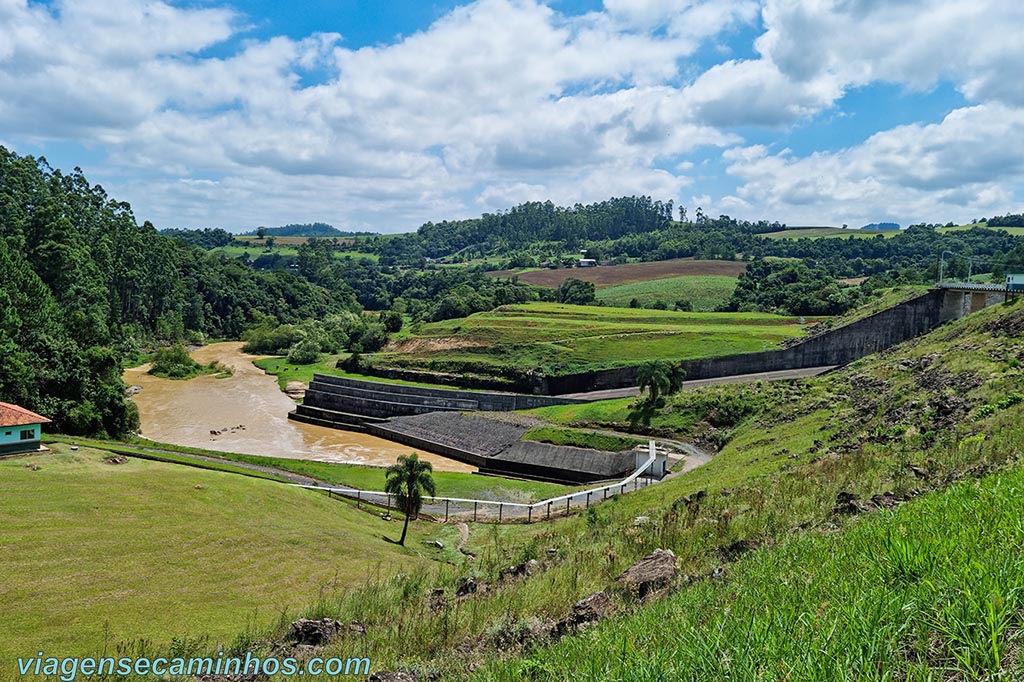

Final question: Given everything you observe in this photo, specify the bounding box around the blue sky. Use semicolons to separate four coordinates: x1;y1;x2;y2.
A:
2;0;1023;232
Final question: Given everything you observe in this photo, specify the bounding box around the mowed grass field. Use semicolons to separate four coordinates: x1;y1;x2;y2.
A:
0;444;455;659
488;258;746;288
937;223;1024;236
595;275;738;311
211;244;378;261
761;226;900;239
372;303;810;377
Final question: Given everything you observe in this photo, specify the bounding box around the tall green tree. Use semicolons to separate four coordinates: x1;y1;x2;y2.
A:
637;360;672;404
384;453;436;546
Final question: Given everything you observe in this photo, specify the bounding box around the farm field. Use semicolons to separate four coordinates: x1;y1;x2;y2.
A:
488;258;747;288
366;302;811;379
0;444;454;659
761;226;900;239
937;223;1024;236
211;244;378;261
595;274;738;311
234;235;359;246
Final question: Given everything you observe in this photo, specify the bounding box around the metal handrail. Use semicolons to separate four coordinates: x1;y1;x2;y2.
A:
292;441;660;518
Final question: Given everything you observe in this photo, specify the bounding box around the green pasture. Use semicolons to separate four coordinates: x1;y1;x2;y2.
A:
937;223;1024;236
478;462;1024;680
0;444;455;660
595;275;738;311
210;244;378;261
367;303;810;378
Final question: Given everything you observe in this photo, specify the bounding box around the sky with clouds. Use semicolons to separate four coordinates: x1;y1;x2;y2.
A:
2;0;1022;232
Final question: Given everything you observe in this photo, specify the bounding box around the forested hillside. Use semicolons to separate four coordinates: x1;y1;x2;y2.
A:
0;147;359;436
358;200;1024;282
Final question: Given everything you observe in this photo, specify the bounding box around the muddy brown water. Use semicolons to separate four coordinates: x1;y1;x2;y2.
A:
123;342;475;473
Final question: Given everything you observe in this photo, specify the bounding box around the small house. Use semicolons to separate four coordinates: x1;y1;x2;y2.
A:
578;258;597;267
0;403;51;455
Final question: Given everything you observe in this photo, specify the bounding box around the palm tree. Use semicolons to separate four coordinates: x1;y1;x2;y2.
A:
637;360;672;403
385;453;436;546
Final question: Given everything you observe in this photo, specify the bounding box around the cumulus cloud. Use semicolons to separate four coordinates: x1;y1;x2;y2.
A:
0;0;1022;230
686;0;1024;128
721;104;1024;225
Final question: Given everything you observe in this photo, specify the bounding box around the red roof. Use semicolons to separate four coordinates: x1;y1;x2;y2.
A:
0;403;52;427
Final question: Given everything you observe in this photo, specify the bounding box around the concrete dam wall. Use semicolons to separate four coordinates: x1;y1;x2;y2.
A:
541;288;1005;394
293;288;1004;428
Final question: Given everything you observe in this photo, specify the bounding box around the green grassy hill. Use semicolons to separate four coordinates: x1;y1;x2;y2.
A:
594;275;738;311
364;303;810;380
479;463;1024;680
0;445;455;660
268;296;1024;678
937;222;1024;236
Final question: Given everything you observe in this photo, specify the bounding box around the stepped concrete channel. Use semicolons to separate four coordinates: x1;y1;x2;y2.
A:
291;379;634;483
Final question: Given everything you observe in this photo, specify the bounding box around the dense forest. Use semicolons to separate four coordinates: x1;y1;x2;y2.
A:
0;148;360;436
0;148;550;436
345;201;1023;282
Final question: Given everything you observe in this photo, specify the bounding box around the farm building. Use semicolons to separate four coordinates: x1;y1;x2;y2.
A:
0;403;51;455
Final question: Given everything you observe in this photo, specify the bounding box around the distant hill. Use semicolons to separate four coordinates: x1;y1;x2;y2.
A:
860;222;901;231
241;223;377;238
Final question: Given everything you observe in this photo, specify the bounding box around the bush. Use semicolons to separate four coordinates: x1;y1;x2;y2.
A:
355;322;390;352
380;310;404;333
149;344;203;379
286;341;321;365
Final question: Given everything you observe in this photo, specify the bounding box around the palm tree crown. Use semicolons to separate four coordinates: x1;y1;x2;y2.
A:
384;453;436;546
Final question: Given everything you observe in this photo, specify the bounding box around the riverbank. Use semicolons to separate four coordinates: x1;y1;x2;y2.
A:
123;342;475;472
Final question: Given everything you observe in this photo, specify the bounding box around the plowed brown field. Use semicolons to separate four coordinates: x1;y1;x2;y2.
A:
489;258;747;288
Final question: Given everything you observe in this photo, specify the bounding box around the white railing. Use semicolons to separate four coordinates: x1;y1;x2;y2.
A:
292;441;660;523
936;282;1007;292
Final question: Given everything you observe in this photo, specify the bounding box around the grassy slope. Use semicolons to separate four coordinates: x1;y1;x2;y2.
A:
595;275;737;311
369;303;809;377
479;465;1024;681
937;222;1024;236
210;244;378;261
216;454;573;503
0;444;459;660
253;354;470;392
247;298;1024;678
54;434;574;503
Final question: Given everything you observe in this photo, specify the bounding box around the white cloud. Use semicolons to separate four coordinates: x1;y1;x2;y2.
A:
722;104;1024;225
686;0;1024;129
0;0;1022;231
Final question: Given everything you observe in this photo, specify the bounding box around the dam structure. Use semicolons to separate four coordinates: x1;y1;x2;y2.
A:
290;285;1010;482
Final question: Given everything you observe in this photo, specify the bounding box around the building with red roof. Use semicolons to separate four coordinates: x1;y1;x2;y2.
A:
0;403;51;455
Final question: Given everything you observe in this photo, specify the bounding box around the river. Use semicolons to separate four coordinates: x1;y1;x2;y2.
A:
123;342;475;472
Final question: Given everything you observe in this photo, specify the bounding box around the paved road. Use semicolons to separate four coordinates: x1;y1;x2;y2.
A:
563;365;837;401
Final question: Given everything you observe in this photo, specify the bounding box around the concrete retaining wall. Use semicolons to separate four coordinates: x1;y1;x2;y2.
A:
542;289;955;394
307;374;586;414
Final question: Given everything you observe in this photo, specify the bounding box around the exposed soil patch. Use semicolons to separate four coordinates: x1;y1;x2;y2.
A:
489;259;747;289
387;337;489;353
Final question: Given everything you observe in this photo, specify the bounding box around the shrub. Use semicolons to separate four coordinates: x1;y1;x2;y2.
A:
287;341;321;365
149;344;203;379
